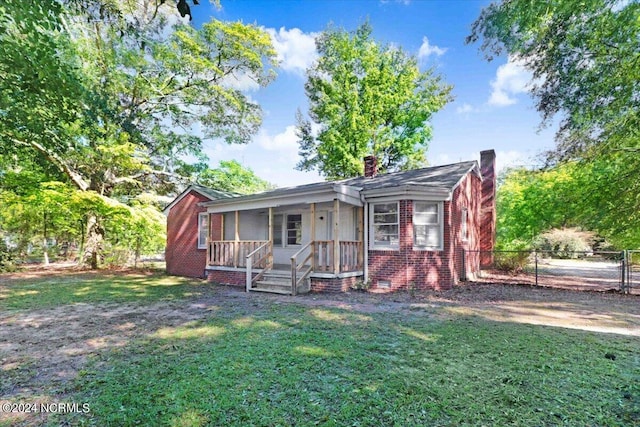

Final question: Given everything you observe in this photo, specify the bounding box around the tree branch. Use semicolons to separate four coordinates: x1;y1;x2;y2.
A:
5;134;91;191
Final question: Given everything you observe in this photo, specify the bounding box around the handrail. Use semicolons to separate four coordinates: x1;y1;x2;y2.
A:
291;241;313;296
246;241;272;292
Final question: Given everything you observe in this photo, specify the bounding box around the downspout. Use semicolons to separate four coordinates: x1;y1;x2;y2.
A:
363;200;369;284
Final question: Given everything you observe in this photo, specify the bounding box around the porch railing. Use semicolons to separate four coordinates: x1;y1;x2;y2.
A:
339;241;362;272
208;240;269;268
312;240;363;273
208;239;363;274
246;241;273;291
291;241;313;296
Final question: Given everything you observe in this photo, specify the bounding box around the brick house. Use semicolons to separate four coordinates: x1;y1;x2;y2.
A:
164;185;236;278
164;150;496;293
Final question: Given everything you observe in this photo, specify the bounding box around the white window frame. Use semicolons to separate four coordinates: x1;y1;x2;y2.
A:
197;212;209;249
272;212;303;247
285;213;303;246
413;201;443;251
369;202;400;250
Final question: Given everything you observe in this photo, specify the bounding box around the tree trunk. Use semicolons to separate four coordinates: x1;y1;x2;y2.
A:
83;214;104;269
42;211;49;266
42;237;50;266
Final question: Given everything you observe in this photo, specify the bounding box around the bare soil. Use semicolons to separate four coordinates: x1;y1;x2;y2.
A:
1;265;639;425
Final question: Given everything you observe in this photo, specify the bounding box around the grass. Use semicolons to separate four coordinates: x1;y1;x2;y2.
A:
2;270;638;426
0;269;208;310
65;306;639;426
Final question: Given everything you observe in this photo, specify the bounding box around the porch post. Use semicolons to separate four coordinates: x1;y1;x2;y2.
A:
357;206;364;270
310;203;316;270
333;199;340;274
268;207;273;267
234;210;240;268
220;213;225;241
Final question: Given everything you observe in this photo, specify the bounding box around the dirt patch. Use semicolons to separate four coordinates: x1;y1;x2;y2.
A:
1;275;639;426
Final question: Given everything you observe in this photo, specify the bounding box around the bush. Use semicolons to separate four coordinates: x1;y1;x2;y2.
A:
493;251;531;273
533;228;594;259
0;239;17;273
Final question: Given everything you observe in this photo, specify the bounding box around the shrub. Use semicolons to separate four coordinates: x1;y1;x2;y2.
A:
533;228;594;259
493;251;531;273
0;239;17;273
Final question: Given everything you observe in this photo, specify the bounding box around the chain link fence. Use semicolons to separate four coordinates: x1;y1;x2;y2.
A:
465;250;637;294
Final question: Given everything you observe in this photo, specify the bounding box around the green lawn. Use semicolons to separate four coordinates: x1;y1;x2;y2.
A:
1;270;638;426
68;304;638;426
0;269;203;311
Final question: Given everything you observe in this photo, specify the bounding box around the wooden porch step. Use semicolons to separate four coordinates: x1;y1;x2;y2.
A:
252;280;292;294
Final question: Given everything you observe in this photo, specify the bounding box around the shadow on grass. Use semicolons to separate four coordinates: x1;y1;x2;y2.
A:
1;271;639;426
58;304;640;427
0;270;208;311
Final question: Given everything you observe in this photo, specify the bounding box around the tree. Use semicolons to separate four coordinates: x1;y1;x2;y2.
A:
197;160;274;195
496;166;580;248
469;0;640;248
0;0;277;267
297;22;452;180
467;0;639;162
496;161;640;250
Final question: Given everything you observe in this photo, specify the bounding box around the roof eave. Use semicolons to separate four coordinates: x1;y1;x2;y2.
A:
204;183;363;213
362;185;452;201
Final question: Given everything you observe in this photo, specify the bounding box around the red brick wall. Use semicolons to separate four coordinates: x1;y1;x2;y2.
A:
366;173;483;291
311;276;360;293
368;200;453;291
450;172;482;282
480;150;496;267
165;191;222;278
206;269;247;287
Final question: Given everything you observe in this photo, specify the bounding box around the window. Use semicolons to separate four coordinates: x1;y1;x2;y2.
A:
413;201;442;250
197;212;209;249
286;214;302;245
371;202;399;249
461;208;468;241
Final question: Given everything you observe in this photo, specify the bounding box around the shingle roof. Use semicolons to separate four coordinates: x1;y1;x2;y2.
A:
342;161;479;192
188;184;238;200
202;160;480;205
163;184;239;213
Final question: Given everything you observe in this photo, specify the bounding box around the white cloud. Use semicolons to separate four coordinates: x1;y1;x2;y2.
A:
418;36;447;59
256;125;299;161
495;150;528;174
222;73;261;92
456;103;476;114
266;27;318;74
487;57;532;107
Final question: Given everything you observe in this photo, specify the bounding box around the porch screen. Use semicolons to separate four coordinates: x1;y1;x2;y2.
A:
413;201;441;249
371;202;399;248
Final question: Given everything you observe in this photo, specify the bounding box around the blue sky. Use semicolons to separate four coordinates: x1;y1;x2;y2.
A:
190;0;556;187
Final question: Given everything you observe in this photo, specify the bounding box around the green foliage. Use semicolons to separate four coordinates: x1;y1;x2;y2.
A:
468;0;639;161
493;251;531;273
297;22;452;179
197;160;274;195
0;239;16;273
470;0;640;250
497;162;640;250
0;0;278;266
0;184;166;266
496;166;580;246
533;228;594;259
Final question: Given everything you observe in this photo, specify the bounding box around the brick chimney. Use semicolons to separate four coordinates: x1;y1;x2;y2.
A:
364;155;378;178
480;149;496;267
